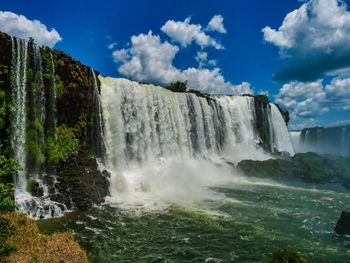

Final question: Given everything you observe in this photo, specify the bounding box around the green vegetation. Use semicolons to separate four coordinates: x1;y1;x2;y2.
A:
264;249;308;263
55;75;64;97
0;155;21;258
0;66;11;155
26;121;46;166
0;156;21;213
165;81;188;92
47;125;79;163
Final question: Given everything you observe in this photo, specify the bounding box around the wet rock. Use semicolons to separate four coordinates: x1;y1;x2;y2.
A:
55;151;110;211
335;211;350;235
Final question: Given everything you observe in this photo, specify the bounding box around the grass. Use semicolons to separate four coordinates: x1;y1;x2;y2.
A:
1;212;88;263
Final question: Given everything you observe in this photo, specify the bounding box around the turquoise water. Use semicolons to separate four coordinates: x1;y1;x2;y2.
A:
38;180;350;262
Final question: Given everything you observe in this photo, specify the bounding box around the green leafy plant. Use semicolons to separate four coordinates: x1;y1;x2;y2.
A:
0;155;21;214
47;125;79;163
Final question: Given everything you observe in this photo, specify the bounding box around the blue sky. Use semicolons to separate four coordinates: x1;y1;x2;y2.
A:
0;0;350;129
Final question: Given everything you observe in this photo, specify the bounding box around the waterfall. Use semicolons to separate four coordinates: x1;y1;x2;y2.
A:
48;53;57;137
100;77;294;206
10;37;28;191
291;126;350;157
91;68;105;159
10;37;66;219
269;103;294;156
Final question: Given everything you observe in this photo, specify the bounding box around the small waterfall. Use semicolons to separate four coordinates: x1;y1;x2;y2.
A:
10;37;66;219
269;103;294;156
48;53;57;137
91;68;105;159
291;125;350;157
100;77;294;206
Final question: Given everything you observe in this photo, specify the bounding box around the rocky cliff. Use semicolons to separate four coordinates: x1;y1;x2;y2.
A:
0;32;109;213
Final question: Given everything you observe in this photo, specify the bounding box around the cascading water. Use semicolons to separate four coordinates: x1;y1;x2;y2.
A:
91;68;105;160
100;77;294;208
269;103;294;156
10;37;28;192
290;125;350;157
10;37;66;219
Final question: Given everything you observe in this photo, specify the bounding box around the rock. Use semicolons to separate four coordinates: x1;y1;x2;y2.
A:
335;211;350;235
54;150;110;211
237;152;350;189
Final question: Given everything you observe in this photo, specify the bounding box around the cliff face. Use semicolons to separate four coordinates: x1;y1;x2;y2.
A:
0;32;109;212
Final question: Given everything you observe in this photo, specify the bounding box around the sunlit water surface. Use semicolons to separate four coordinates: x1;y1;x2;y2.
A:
37;177;350;263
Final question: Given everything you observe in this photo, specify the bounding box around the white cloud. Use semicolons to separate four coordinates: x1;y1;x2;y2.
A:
275;77;350;119
108;42;117;49
112;30;251;95
262;0;350;81
258;90;269;96
0;11;61;47
115;31;181;85
206;15;227;33
229;82;254;95
195;51;217;68
161;17;224;49
327;119;350;126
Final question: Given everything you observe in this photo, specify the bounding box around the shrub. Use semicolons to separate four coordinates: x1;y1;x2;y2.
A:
0;155;21;214
165;81;188;93
47;125;79;163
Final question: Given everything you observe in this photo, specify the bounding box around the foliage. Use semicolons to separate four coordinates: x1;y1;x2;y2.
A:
26;125;46;166
264;249;308;263
165;81;188;93
47;125;79;163
55;75;64;97
0;156;21;214
1;212;88;262
0;156;21;258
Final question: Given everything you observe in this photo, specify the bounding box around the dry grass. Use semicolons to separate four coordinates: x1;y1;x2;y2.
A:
1;212;88;263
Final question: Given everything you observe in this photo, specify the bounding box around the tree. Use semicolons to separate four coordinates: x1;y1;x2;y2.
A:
165;81;188;93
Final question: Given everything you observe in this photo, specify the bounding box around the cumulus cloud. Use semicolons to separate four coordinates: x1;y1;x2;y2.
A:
275;77;350;119
112;30;251;95
161;17;224;49
262;0;350;81
0;11;61;47
206;15;227;33
195;51;216;68
115;31;181;85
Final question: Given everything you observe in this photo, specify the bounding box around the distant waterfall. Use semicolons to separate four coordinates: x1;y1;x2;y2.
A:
10;37;66;219
291;126;350;157
100;77;294;169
